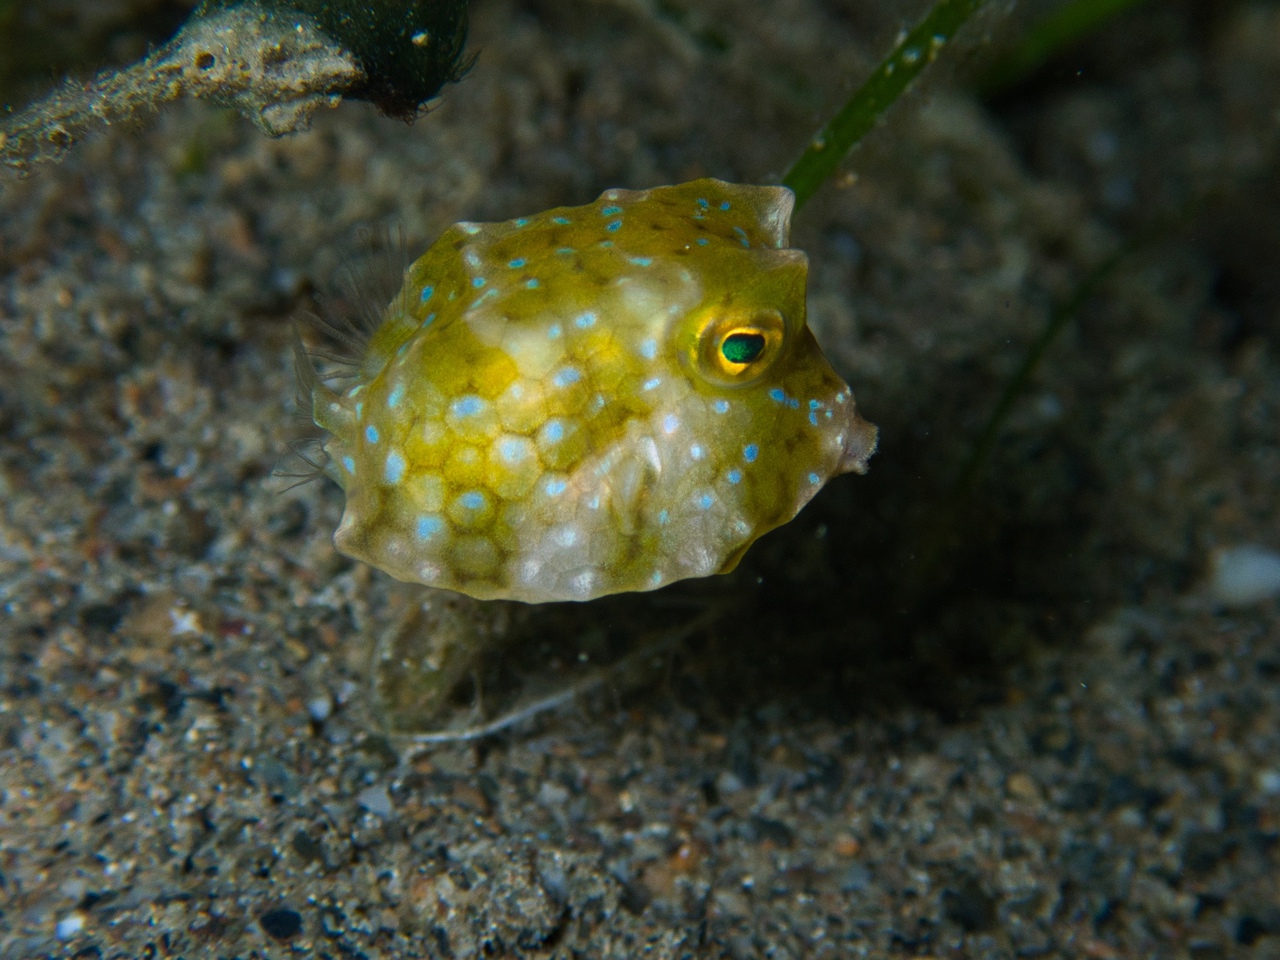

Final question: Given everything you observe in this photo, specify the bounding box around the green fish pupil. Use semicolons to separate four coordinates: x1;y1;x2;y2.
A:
722;332;766;364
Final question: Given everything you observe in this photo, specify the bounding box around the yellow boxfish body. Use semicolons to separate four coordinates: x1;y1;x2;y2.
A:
307;179;876;602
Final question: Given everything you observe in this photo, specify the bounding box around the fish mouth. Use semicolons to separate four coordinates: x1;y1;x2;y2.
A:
838;406;879;476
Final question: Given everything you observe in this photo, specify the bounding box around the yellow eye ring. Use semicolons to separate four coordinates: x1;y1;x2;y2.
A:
694;310;787;386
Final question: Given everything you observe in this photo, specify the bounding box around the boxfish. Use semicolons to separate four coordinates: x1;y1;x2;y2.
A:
301;178;877;602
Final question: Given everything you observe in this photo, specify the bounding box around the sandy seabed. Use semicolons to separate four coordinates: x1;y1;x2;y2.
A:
2;0;1279;956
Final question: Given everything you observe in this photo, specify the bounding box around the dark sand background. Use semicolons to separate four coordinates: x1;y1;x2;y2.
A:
2;0;1279;956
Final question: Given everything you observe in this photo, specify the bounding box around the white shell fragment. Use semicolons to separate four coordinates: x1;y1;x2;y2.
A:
1208;544;1280;607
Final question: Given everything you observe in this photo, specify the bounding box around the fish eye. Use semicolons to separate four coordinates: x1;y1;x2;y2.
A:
695;310;786;386
722;331;766;364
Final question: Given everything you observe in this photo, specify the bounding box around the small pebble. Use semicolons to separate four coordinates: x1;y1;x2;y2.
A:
840;864;873;893
834;835;862;857
1005;772;1041;801
55;912;85;939
537;781;571;808
357;784;393;817
1208;544;1280;607
716;771;745;795
259;907;302;941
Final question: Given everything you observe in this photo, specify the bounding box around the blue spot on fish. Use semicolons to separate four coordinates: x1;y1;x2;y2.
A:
472;276;486;288
385;451;406;484
642;377;662;391
342;456;356;474
639;338;658;359
542;420;564;443
526;278;540;289
713;399;730;414
420;285;435;301
459;490;486;510
452;395;486;417
658;509;670;525
601;205;623;216
696;237;710;246
769;387;786;403
387;385;404;409
365;425;379;444
733;226;750;248
743;444;759;463
575;311;597;329
545;478;567;497
606;220;622;232
727;468;742;484
720;200;731;211
552;216;571;225
421;312;436;328
698;492;715;510
508;258;526;268
552;367;581;388
808;473;821;485
499;437;529;462
417;515;443;540
628;256;653;266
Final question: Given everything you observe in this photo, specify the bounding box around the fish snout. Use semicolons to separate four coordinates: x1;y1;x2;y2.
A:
837;406;878;476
